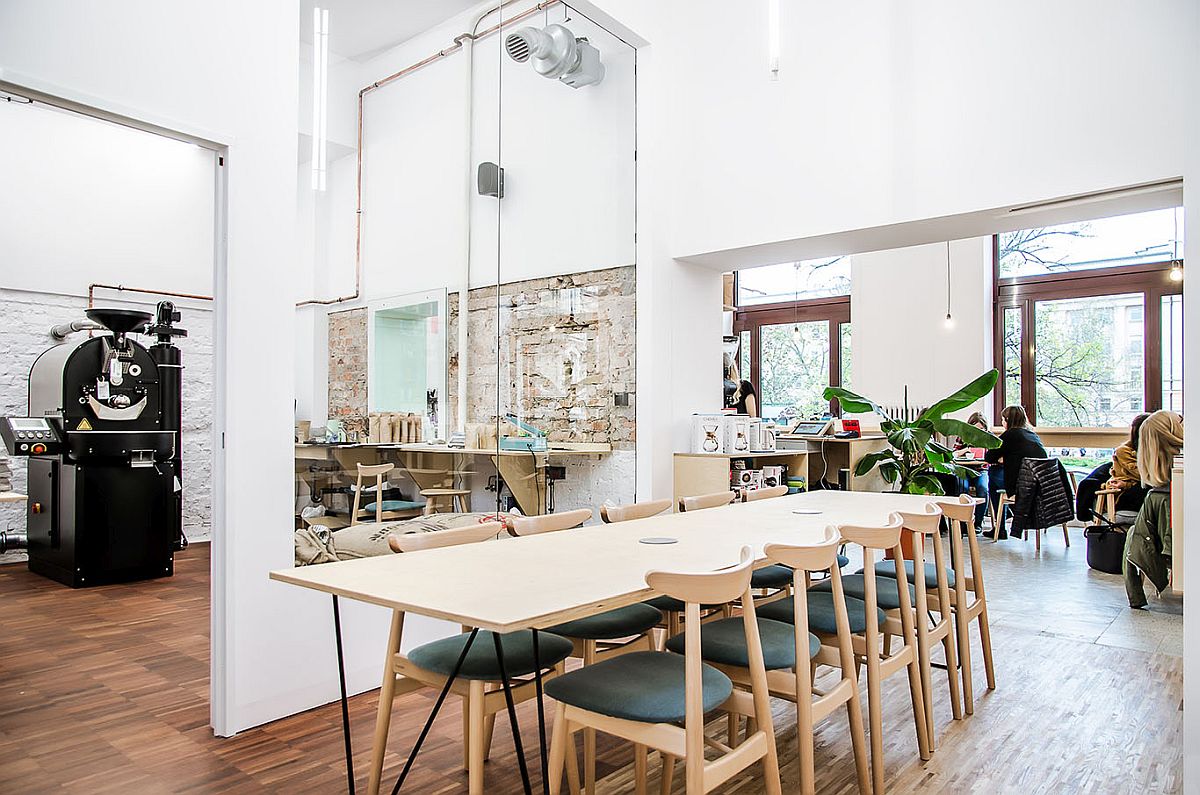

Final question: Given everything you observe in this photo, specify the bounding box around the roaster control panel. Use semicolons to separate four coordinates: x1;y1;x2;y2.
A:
0;417;65;456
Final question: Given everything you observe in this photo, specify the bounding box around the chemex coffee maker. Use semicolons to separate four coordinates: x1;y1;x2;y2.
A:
0;302;187;587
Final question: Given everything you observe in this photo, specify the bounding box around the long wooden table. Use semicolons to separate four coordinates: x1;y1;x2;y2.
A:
270;490;939;794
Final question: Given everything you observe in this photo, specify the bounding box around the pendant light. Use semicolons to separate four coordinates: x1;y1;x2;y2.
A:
1169;207;1184;282
943;241;955;328
792;261;801;341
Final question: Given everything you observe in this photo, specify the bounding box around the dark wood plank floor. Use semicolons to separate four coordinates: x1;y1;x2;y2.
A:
0;544;1183;793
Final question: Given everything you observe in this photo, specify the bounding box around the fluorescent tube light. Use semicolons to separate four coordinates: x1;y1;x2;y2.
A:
311;7;330;191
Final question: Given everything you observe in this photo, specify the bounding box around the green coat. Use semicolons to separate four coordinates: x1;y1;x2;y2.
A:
1124;488;1172;606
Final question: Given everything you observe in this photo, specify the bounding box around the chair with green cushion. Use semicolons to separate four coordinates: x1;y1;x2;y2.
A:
758;590;884;636
810;571;918;610
666;530;871;795
545;547;782;795
381;522;576;795
834;513;931;794
512;505;661;794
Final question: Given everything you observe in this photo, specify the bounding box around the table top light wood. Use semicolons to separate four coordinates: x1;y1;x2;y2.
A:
270;491;937;634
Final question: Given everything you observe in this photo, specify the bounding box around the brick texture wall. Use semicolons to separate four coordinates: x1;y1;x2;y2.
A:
323;266;637;513
0;288;213;542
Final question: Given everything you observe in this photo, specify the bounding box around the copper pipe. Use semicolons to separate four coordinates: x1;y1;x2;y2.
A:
89;282;213;308
295;0;560;308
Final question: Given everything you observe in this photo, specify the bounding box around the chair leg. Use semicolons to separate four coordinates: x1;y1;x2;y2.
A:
1035;527;1042;553
845;682;871;795
978;609;997;691
956;609;975;716
482;711;497;760
943;624;963;721
468;681;486;795
726;712;740;748
634;744;648;795
866;655;886;793
659;754;676;795
548;702;569;795
1063;523;1071;547
916;622;936;753
905;645;932;761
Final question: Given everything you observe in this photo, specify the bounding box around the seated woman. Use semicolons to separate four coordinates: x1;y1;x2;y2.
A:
983;405;1047;538
1125;410;1184;609
732;379;759;417
951;411;991;528
1106;412;1150;493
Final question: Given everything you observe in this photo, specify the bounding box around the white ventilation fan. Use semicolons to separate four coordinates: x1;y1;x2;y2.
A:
504;23;605;88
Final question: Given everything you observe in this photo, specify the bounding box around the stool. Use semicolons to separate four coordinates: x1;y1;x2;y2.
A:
420;487;472;515
351;463;394;526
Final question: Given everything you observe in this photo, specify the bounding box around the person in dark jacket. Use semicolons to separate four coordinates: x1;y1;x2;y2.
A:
1125;410;1184;608
984;405;1047;534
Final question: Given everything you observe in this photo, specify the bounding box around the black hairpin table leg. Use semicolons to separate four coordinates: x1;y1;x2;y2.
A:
532;630;549;795
494;633;534;795
332;595;356;794
390;629;480;795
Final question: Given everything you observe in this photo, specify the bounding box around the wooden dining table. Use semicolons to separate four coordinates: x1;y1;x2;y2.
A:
270;489;940;795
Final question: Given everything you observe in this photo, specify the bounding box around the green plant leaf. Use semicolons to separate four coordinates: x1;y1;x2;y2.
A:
907;473;946;495
931;417;1002;449
918;370;999;421
879;462;900;484
887;425;932;453
929;460;973;479
854;449;898;477
822;386;886;417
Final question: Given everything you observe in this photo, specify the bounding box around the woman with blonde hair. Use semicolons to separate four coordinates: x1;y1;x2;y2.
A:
1124;410;1184;608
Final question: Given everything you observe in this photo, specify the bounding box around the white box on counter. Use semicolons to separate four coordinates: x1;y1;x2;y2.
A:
691;413;726;454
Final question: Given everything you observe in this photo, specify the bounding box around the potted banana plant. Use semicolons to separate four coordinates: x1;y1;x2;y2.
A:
822;370;1003;495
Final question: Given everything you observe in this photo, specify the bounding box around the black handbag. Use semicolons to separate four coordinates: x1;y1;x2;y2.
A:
1083;509;1134;576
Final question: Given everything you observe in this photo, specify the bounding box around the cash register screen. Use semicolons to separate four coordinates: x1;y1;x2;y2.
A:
9;418;49;430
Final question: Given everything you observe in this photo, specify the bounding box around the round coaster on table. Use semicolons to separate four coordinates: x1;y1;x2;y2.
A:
639;537;679;544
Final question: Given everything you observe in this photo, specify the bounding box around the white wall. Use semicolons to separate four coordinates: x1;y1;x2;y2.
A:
0;0;384;736
0;98;215;295
850;238;993;413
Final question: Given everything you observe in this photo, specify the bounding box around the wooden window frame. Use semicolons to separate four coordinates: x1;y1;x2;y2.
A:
733;292;851;416
992;238;1183;425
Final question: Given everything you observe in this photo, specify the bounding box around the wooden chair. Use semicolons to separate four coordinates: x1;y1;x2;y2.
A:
991;486;1071;551
599;499;673;523
350;462;424;525
881;505;963;748
932;496;996;715
741;484;789;502
420;487;472;515
545;547;782;795
1091;488;1121;525
505;508;594;537
387;521;502;553
506;506;659;795
679;490;737;512
808;513;931;792
669;530;870;795
369;521;577;795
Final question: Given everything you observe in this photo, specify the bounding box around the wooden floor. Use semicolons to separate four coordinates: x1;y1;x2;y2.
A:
0;540;1183;794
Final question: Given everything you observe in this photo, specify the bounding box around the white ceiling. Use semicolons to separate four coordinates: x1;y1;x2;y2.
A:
300;0;481;62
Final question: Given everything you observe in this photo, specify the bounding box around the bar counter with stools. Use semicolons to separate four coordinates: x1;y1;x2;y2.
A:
271;489;1000;795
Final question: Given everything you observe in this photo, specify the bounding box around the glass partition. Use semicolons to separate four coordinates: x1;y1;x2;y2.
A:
293;2;637;565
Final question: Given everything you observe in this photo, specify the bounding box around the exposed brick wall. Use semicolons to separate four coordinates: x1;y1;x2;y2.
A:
325;307;368;439
321;266;638;513
0;288;213;542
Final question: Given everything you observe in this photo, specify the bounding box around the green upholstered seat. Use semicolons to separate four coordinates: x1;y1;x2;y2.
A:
547;603;663;641
645;595;726;612
408;630;573;681
811;573;917;611
872;560;956;590
543;651;732;723
664;617;816;670
361;499;424;513
758;591;884;635
750;564;795;590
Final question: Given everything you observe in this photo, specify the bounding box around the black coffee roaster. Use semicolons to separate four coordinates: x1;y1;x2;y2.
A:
0;302;187;587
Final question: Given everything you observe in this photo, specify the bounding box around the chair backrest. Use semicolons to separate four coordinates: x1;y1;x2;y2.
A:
836;512;904;551
764;527;840;572
678;490;737;513
836;512;917;645
388;521;504;553
600;499;673;523
352;462;397;526
742;485;789;503
505;508;593;537
934;494;987;603
645;546;754;606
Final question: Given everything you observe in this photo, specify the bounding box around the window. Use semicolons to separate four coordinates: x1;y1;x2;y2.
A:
737;330;751;383
735;257;850;307
995;208;1183;427
733;268;850;420
997;207;1184;278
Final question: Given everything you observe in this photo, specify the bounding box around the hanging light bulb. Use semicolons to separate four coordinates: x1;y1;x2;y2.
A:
944;312;955;328
1169;261;1183;282
792;323;801;341
1169;208;1183;281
